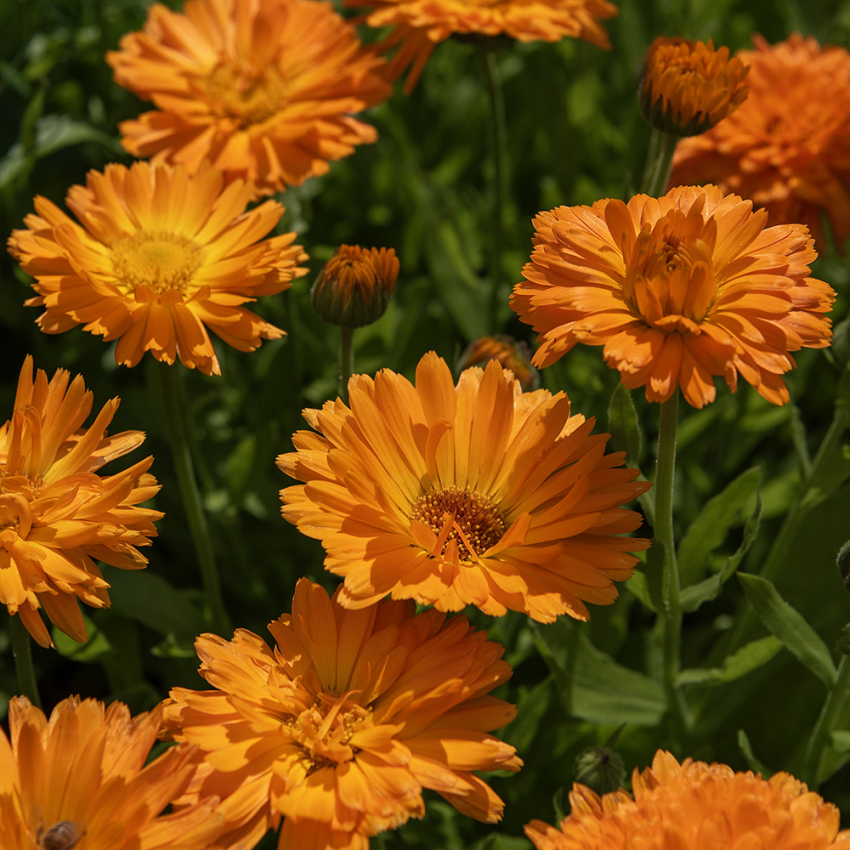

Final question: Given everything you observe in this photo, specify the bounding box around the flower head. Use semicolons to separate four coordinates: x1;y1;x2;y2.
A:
525;750;850;850
278;352;649;622
163;578;521;850
107;0;391;196
671;34;850;252
640;36;749;136
312;245;399;327
459;335;539;391
8;160;308;376
0;696;222;850
511;185;835;408
348;0;617;93
0;357;161;647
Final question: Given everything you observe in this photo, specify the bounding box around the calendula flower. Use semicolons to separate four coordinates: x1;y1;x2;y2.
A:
163;578;521;850
312;245;399;327
0;696;223;850
0;357;161;648
639;36;749;136
671;34;850;252
458;335;539;391
348;0;616;93
525;750;850;850
8;160;308;376
107;0;391;197
278;352;649;622
511;185;835;408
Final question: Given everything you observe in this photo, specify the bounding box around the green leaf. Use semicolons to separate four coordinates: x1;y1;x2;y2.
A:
467;835;532;850
678;467;761;586
831;730;850;753
607;383;642;465
738;573;837;687
53;614;111;661
504;676;552;752
737;729;773;777
677;636;781;686
625;570;655;612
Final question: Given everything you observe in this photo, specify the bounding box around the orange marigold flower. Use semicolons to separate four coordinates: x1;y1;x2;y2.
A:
0;357;162;648
671;34;850;252
163;578;521;850
0;696;223;850
312;245;399;327
8;160;308;376
524;750;850;850
511;185;835;408
278;352;650;622
106;0;391;197
348;0;616;93
458;335;539;391
640;36;749;136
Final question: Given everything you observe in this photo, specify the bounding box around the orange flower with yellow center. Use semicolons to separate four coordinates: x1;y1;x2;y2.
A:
640;36;749;136
0;357;161;648
671;34;850;252
511;185;835;408
278;352;649;622
0;696;223;850
106;0;391;196
8;160;308;376
525;750;850;850
348;0;616;92
163;578;521;850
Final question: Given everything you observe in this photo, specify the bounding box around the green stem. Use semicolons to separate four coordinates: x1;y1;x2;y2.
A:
642;129;679;196
338;326;355;403
10;612;41;708
804;653;850;788
158;364;229;635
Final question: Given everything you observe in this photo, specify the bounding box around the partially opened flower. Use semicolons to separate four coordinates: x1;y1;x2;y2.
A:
0;357;161;647
511;185;834;408
0;696;223;850
8;160;308;376
671;34;850;252
348;0;616;92
278;352;649;622
525;750;850;850
107;0;391;196
163;578;521;850
640;36;749;136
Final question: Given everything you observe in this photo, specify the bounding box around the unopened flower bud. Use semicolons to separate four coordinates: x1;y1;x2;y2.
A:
458;335;539;390
573;745;626;795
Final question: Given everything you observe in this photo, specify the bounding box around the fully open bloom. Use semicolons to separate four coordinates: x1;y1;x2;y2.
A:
671;34;850;252
525;750;850;850
107;0;391;196
511;185;835;408
348;0;616;92
278;352;649;622
0;357;161;647
8;160;308;376
0;696;222;850
640;36;749;136
163;578;521;850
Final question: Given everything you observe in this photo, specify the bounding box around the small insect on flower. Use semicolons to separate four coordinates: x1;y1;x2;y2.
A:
36;821;85;850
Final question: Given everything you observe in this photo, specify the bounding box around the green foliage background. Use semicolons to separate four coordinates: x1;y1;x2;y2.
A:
2;0;850;846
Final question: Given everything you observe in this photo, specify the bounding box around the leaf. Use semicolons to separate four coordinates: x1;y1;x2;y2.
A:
607;383;642;465
53;614;111;661
625;570;655;612
737;729;773;777
678;467;761;586
467;835;533;850
738;573;837;687
677;636;781;686
504;677;552;752
831;730;850;753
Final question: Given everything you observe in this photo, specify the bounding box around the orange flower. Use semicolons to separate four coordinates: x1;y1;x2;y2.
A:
348;0;616;92
8;160;308;376
671;34;850;252
107;0;391;197
312;245;399;327
640;36;749;136
458;335;539;391
278;352;649;622
511;185;835;408
0;696;222;850
525;750;850;850
0;357;162;647
163;578;521;850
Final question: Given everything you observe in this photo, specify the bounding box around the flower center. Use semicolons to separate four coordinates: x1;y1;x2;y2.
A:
411;486;505;559
110;231;203;296
205;61;288;127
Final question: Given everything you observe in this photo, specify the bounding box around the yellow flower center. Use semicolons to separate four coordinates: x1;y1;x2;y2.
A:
411;486;506;559
205;61;288;127
110;231;203;296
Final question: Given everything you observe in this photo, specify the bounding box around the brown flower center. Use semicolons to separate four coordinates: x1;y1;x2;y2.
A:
205;61;288;128
111;231;203;296
411;486;505;559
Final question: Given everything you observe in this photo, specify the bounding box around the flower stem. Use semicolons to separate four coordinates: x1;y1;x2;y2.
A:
804;651;850;788
10;612;41;708
158;364;230;635
642;129;678;196
338;326;354;403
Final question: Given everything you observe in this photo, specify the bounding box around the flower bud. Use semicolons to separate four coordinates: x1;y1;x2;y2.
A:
458;335;539;390
311;245;399;328
573;745;626;795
